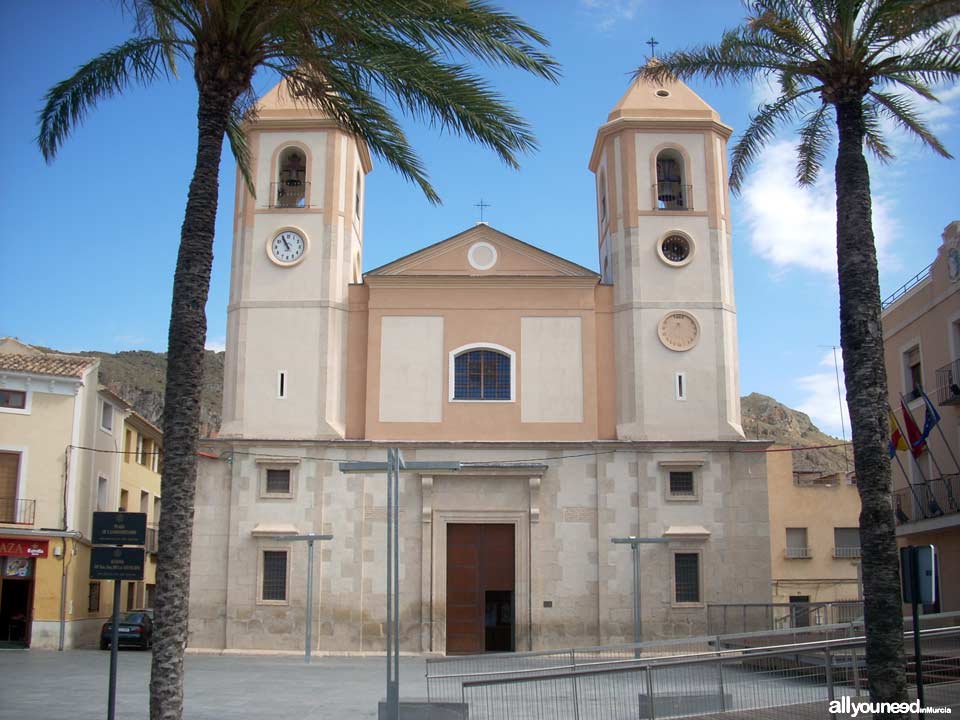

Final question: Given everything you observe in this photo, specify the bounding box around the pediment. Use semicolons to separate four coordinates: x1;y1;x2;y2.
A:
366;225;598;278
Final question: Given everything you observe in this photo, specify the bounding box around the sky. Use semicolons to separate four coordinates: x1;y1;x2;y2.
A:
1;1;957;439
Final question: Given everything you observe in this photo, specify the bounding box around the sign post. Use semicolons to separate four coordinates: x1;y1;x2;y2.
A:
270;533;333;663
91;512;146;720
901;544;937;709
611;536;670;657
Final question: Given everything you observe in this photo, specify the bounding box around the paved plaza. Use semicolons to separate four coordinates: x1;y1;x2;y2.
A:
0;648;427;720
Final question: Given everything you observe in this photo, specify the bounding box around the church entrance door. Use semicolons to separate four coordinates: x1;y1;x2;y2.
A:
446;523;515;654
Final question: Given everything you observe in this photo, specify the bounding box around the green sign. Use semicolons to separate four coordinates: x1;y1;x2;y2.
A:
92;511;146;546
90;547;145;581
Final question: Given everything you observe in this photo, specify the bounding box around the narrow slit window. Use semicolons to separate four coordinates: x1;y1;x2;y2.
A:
676;372;687;401
278;371;287;399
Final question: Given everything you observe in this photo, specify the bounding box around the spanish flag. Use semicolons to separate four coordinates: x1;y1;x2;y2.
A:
889;410;908;458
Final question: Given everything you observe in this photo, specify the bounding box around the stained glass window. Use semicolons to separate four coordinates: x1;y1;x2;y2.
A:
454;350;511;400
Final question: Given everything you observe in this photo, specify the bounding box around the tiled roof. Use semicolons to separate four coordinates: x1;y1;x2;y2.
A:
0;353;96;378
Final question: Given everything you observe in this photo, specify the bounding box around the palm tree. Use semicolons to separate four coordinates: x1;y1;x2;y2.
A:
639;0;958;708
37;2;558;718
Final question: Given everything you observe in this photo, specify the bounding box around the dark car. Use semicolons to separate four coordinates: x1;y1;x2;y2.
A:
100;611;153;650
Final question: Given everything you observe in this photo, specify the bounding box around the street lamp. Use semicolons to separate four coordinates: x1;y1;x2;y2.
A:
271;533;333;663
610;536;670;656
340;450;461;720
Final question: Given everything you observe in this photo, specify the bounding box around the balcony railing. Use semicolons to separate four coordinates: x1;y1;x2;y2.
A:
269;180;310;208
833;545;862;558
784;546;812;559
652;181;692;211
881;262;933;310
146;524;158;554
0;498;35;525
935;358;960;405
893;473;960;525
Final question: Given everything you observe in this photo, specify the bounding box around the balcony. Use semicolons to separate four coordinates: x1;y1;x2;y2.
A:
833;546;862;559
894;474;960;525
269;180;310;209
0;498;35;525
146;524;158;554
935;358;960;405
784;546;812;559
652;181;692;211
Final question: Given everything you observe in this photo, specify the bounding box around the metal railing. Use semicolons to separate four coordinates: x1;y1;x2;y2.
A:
894;475;960;525
145;523;158;554
833;546;862;559
784;546;812;559
460;625;960;719
269;180;310;208
707;602;864;636
652;182;693;211
0;497;35;525
936;358;960;405
881;262;933;310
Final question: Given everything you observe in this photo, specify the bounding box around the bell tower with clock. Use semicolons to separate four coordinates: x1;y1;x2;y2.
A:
589;70;744;441
219;79;372;439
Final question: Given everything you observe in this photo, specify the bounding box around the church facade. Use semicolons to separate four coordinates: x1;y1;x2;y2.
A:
188;76;772;654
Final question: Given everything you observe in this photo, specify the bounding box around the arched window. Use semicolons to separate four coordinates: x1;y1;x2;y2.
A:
453;348;511;400
274;147;307;208
655;148;689;210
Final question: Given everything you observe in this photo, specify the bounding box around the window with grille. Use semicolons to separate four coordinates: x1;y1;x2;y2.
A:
265;469;291;495
0;389;26;410
453;349;511;400
88;582;101;613
669;471;695;497
785;527;810;558
674;553;700;603
261;551;288;602
833;527;861;557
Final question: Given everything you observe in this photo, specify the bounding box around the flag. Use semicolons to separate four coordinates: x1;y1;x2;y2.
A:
901;399;924;458
889;410;908;458
918;389;942;446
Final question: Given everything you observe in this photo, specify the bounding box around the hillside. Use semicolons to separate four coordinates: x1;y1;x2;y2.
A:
51;348;851;475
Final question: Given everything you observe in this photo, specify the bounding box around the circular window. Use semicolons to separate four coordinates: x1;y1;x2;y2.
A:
656;89;670;98
467;241;498;270
660;234;690;265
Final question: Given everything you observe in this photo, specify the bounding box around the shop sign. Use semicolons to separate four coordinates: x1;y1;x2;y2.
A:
2;556;33;578
90;547;145;581
0;537;49;558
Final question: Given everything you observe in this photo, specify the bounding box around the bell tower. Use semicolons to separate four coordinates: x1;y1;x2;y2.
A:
220;79;372;439
589;70;744;440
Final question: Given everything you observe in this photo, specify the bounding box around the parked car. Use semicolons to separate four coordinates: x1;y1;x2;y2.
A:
100;611;153;650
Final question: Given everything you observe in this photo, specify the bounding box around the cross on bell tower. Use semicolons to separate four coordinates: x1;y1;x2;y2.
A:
646;37;659;58
474;198;491;224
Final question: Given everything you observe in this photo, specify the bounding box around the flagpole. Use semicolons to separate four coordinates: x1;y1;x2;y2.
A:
896;396;932;484
921;390;960;509
889;404;928;517
923;390;960;473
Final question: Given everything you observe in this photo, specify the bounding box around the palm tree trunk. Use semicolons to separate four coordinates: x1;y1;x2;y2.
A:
834;96;907;712
149;83;233;720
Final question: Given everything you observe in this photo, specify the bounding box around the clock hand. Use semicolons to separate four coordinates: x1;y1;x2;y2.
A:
282;238;290;250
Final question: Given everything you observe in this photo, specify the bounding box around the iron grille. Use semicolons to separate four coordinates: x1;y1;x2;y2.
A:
262;551;287;601
674;553;700;603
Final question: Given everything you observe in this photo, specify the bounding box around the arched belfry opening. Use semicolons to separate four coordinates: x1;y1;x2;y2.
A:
655;148;689;210
273;147;307;208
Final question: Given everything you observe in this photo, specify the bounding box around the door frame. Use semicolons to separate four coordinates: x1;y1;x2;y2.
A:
428;510;529;655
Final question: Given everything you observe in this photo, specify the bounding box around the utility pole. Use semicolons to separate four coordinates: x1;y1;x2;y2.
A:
610;536;670;657
271;533;334;663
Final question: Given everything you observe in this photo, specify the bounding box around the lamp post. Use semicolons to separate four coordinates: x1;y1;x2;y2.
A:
610;536;670;656
271;533;333;663
340;450;461;720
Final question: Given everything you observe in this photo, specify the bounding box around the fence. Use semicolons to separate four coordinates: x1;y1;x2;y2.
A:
706;602;864;635
460;626;960;719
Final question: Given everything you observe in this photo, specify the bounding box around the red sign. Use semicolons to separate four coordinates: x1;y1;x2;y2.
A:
0;538;49;558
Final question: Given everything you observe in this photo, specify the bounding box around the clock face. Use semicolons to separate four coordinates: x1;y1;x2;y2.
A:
658;311;699;351
269;230;306;265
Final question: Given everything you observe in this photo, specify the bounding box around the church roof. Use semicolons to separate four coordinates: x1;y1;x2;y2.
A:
606;62;720;122
365;224;599;280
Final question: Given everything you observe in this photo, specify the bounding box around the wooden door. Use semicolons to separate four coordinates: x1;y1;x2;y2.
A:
446;524;515;654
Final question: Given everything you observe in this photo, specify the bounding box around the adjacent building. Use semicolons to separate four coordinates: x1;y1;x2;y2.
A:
0;339;162;648
189;74;773;655
881;220;960;613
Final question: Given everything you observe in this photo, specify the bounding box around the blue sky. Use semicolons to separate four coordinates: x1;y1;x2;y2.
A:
1;1;957;438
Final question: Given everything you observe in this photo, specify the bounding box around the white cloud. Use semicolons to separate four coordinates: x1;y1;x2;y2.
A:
579;0;643;30
205;337;226;352
796;350;849;439
740;141;897;274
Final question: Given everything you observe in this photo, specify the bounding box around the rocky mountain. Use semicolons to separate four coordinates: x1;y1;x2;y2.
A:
55;348;852;476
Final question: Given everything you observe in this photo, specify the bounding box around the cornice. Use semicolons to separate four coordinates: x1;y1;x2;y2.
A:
589;116;734;172
363;275;600;289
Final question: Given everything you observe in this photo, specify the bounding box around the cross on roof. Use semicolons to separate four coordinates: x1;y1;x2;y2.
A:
475;198;491;223
646;37;659;58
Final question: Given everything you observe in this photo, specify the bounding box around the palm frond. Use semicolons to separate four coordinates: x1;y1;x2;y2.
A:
861;101;894;161
226;90;257;197
37;38;174;161
795;103;832;185
870;90;954;158
729;88;819;192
